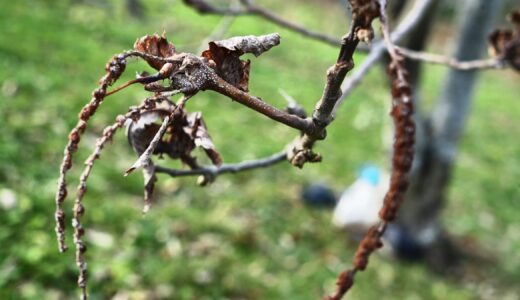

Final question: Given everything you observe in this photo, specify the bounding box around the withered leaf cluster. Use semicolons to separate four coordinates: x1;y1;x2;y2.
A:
125;99;222;211
489;9;520;71
126;101;222;168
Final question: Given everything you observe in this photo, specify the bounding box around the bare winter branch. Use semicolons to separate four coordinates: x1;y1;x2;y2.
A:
55;52;128;253
397;47;505;70
334;0;434;111
73;115;127;300
285;0;381;168
54;1;520;298
155;150;286;179
325;0;416;298
207;75;314;133
183;0;343;47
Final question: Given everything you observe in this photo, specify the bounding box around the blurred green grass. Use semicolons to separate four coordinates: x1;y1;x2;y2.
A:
0;0;519;299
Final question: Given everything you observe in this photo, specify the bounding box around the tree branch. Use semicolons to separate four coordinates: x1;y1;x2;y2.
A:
207;75;315;134
183;0;343;47
155;150;286;178
334;0;435;111
396;46;505;70
188;3;377;167
184;0;512;75
325;0;416;298
73;115;127;300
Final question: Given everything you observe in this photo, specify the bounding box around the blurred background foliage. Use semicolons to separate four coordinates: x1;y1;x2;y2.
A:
0;0;519;299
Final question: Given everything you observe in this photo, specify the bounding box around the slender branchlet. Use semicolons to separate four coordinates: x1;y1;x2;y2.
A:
183;0;343;47
55;53;128;253
396;47;505;70
288;0;380;168
54;47;183;253
155;150;287;178
377;0;415;222
73;115;127;300
325;1;415;298
71;95;168;298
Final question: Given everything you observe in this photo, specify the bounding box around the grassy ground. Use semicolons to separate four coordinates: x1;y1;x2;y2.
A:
1;0;519;299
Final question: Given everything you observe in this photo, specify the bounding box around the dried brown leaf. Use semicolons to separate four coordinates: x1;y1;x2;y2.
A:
202;33;280;91
186;112;223;166
126;110;168;155
134;33;176;70
126;105;222;168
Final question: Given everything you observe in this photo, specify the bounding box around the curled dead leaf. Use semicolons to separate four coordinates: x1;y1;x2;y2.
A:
126;103;222;167
134;33;176;70
202;33;280;91
186;112;223;166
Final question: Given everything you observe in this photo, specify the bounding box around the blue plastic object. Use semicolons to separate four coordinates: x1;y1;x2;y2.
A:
359;165;380;186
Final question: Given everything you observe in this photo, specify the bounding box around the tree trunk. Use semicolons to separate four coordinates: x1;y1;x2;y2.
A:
397;0;504;270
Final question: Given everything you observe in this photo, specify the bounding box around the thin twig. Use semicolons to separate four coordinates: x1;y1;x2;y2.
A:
183;0;343;47
279;89;308;118
54;49;183;253
325;1;416;298
285;0;381;169
71;95;168;298
278;89;298;108
55;52;129;253
247;3;342;47
155;151;286;178
73;115;127;300
396;46;504;70
334;0;434;112
204;14;363;166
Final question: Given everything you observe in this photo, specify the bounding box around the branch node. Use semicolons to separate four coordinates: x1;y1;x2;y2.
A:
286;136;322;168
